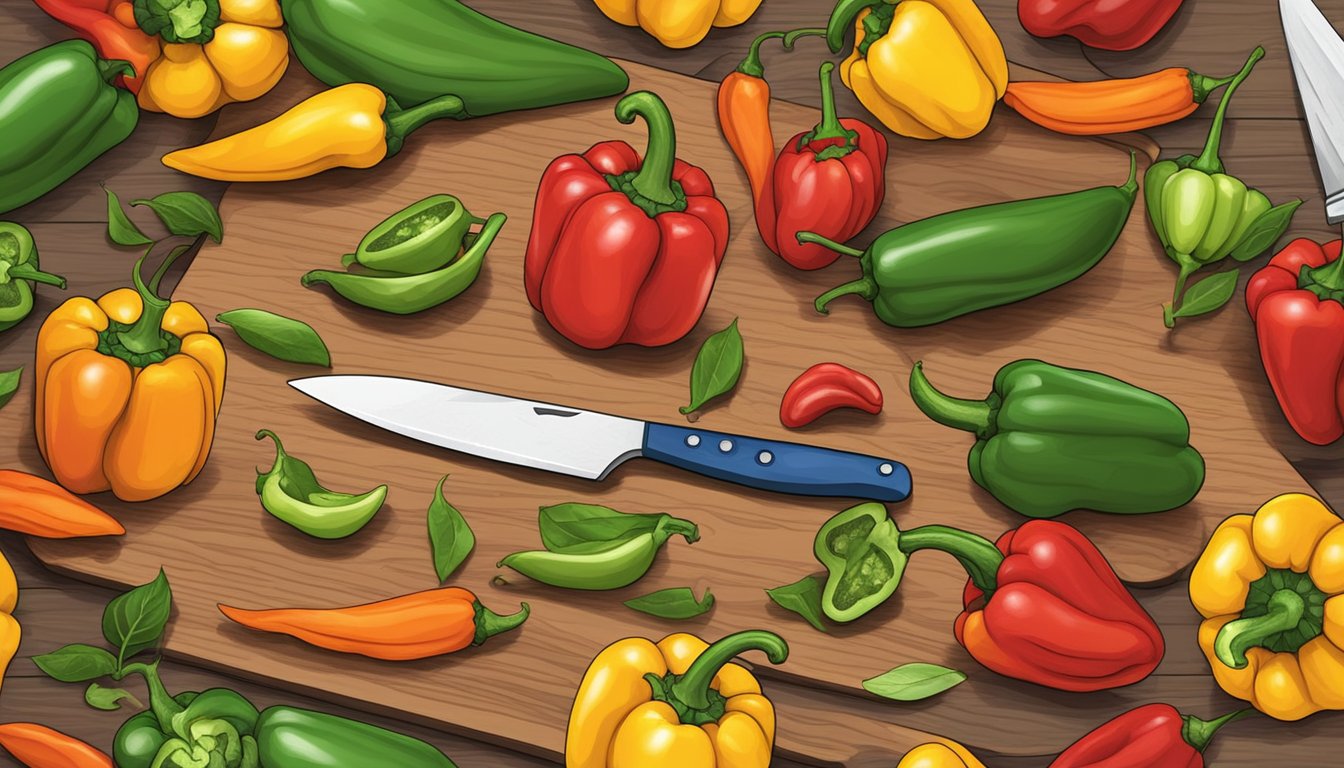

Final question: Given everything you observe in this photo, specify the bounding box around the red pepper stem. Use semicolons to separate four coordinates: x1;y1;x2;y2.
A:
797;231;864;258
615;91;681;208
1214;588;1305;669
471;601;530;646
908;362;994;438
666;630;789;712
5;262;67;289
1190;46;1264;175
800;62;858;156
735;28;826;78
1309;247;1344;292
897;525;1001;594
1181;708;1256;752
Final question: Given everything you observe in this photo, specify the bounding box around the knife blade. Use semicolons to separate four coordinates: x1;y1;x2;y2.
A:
1282;0;1344;224
289;375;912;502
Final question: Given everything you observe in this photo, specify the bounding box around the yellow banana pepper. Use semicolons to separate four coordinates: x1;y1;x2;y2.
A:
825;0;1008;139
1190;493;1344;721
162;83;469;181
593;0;762;48
899;742;987;768
0;548;20;694
566;629;788;767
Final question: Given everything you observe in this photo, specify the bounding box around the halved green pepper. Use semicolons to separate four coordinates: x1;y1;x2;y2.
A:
255;429;387;539
344;194;478;275
0;222;66;332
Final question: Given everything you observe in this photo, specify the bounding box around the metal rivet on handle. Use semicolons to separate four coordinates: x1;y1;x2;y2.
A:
879;463;894;476
758;451;773;465
719;440;733;452
686;435;701;447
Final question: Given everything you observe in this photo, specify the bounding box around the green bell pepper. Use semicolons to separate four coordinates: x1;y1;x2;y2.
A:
0;222;65;332
255;706;458;768
908;360;1206;518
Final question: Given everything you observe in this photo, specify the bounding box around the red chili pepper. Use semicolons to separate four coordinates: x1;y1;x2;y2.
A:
524;91;730;350
757;61;887;271
1017;0;1185;51
779;362;883;428
33;0;159;92
948;520;1165;691
1050;704;1252;768
1245;239;1344;445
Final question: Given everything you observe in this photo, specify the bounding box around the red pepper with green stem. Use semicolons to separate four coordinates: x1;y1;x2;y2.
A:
33;0;158;91
758;61;888;271
1050;704;1253;767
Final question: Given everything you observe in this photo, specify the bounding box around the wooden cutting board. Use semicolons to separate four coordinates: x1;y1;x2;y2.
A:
13;60;1314;764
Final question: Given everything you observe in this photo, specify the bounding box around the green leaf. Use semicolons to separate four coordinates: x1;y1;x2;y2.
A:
216;309;331;367
132;191;223;243
538;503;667;551
679;318;744;415
428;475;474;582
1173;270;1240;320
102;568;173;661
0;367;20;411
624;587;714;620
1228;200;1302;262
766;575;828;633
861;662;967;701
84;682;140;711
32;644;118;683
105;187;153;247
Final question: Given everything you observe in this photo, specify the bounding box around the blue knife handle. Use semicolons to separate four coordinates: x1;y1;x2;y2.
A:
642;423;912;502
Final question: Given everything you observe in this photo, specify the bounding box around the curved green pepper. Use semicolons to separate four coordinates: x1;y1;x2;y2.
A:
255;706;458;768
345;194;478;275
255;430;387;539
909;360;1206;518
0;222;65;332
498;514;699;590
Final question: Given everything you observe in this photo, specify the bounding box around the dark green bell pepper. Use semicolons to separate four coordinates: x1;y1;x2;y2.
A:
0;222;65;332
255;706;458;768
115;686;260;768
909;359;1206;518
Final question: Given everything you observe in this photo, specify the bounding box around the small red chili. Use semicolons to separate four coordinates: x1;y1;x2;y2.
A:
779;363;883;428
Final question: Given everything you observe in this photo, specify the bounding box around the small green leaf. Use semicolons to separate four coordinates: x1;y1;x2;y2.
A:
1228;200;1302;262
624;587;715;620
105;187;152;247
1173;270;1240;320
766;575;828;633
428;475;474;582
538;503;667;551
216;309;331;367
132;191;223;243
84;682;139;711
102;568;173;661
861;662;967;701
33;644;118;683
0;367;20;411
680;318;744;415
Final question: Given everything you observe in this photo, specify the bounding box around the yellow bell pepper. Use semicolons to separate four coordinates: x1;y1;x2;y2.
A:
0;548;20;694
593;0;762;48
825;0;1008;139
898;742;987;768
1190;493;1344;721
566;629;789;767
36;251;225;502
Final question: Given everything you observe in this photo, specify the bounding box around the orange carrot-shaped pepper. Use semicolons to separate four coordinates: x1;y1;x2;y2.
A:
0;723;113;768
0;470;124;538
218;587;529;661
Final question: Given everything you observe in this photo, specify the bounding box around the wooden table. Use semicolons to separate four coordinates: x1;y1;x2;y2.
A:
1;0;1341;764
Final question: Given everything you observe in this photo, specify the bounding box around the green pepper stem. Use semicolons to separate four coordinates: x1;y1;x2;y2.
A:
667;630;789;711
907;362;993;437
1182;708;1256;752
826;0;884;52
615;92;681;208
657;516;701;545
116;245;187;356
120;660;184;734
803;230;874;311
735;28;826;78
472;601;530;646
1214;589;1305;669
5;262;67;289
1119;151;1139;197
255;429;287;475
1166;257;1198;328
800;62;858;157
797;231;865;258
1190;46;1264;175
897;525;1002;595
1308;246;1344;292
97;58;136;83
385;94;469;146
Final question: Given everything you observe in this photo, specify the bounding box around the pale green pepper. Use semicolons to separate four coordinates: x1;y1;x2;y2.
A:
254;430;387;539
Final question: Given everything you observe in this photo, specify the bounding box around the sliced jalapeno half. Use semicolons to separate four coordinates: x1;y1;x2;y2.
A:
350;194;478;275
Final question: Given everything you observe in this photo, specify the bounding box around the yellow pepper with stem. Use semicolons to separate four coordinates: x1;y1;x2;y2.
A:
1190;493;1344;720
898;742;987;768
566;629;788;767
824;0;1008;139
593;0;762;48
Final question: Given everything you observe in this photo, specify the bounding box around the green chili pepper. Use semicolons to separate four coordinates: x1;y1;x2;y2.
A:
345;194;479;275
0;222;65;332
802;153;1138;327
908;360;1205;518
254;706;458;768
302;212;505;314
254;430;387;539
498;515;699;590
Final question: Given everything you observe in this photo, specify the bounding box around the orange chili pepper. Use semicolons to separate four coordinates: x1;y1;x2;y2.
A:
218;587;529;661
1003;61;1247;136
0;470;124;538
0;723;113;768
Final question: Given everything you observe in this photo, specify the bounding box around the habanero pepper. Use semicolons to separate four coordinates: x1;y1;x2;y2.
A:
759;62;888;271
524;91;730;349
1049;704;1252;768
779;362;883;428
1246;239;1344;445
1019;0;1186;51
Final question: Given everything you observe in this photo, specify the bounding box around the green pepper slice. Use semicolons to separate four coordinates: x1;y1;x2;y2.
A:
254;429;387;539
346;194;479;275
0;221;66;332
814;502;907;622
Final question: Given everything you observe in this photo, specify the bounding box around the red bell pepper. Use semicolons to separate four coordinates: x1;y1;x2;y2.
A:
1050;703;1251;767
33;0;159;92
757;62;887;271
524;91;730;350
1018;0;1186;51
1246;239;1344;445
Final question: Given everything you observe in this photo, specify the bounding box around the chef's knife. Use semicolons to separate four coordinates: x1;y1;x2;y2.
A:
1282;0;1344;225
289;375;912;502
